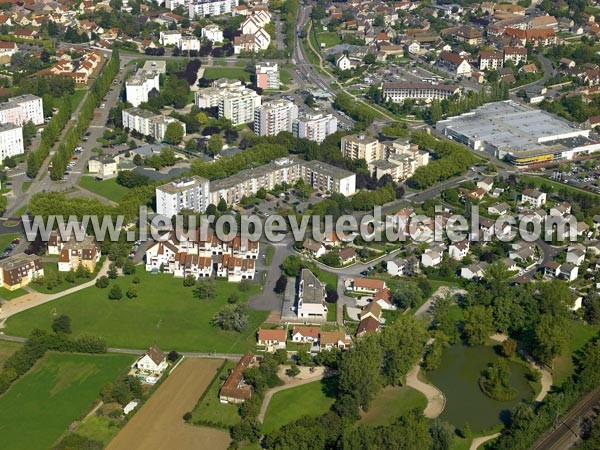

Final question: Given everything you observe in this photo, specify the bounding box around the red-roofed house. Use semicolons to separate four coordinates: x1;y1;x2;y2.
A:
257;329;286;351
352;278;387;294
437;51;472;77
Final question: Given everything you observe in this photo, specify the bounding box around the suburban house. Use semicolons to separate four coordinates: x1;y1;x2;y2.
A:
291;326;321;343
566;245;586;266
88;155;118;179
477;177;494;192
387;259;405;277
373;288;395;310
460;262;488;280
297;269;328;319
172;253;213;279
132;345;168;378
339;248;356;265
303;238;326;258
57;236;101;272
360;302;382;322
560;263;579;281
352;278;386;294
488;202;511;216
216;254;256;282
219;352;254;404
257;329;287;351
437;51;472;77
448;240;470;261
145;241;179;273
356;316;381;337
0;253;44;290
319;331;352;350
421;250;442;268
521;189;547;208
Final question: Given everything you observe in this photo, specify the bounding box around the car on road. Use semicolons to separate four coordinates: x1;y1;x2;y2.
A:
360;270;369;276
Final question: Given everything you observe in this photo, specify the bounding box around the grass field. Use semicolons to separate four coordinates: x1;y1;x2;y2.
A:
316;32;341;48
0;352;134;450
327;301;337;322
0;340;22;366
358;385;427;426
70;90;87;110
0;287;28;300
280;69;292;85
203;68;251;82
78;176;128;203
554;320;599;386
192;360;241;428
5;271;268;353
75;415;122;446
28;261;100;295
0;232;21;251
262;376;337;434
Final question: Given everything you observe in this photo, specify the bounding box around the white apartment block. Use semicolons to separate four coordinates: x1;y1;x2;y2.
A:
178;36;201;51
219;86;262;126
122;108;186;142
0;94;44;126
253;99;298;136
201;24;224;43
0;123;23;163
478;51;504;70
370;140;430;182
292;113;338;143
159;30;181;46
195;79;248;109
125;67;160;108
164;0;186;10
255;62;280;90
156;176;210;218
188;0;239;18
381;83;460;104
341;134;382;163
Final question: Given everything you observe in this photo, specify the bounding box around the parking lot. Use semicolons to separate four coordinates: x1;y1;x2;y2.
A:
545;158;600;193
237;190;324;218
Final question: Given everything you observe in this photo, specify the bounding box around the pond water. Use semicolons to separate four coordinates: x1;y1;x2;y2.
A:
427;344;533;434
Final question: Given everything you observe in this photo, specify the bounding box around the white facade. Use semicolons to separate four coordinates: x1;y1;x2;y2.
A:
122;108;186;142
125;70;160;108
253;99;298;136
292;113;338;143
164;0;186;10
219;87;262;126
201;24;224;43
156;176;211;217
188;0;239;18
0;94;44;126
178;36;201;51
0;123;23;163
160;30;182;46
255;62;280;89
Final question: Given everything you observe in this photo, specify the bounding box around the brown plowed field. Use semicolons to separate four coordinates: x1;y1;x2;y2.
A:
107;358;230;450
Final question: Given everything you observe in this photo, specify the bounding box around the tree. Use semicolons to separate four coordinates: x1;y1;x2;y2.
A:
95;276;109;288
107;263;118;280
463;305;494;346
430;420;454;450
122;259;136;275
533;314;570;365
228;292;239;304
211;304;249;331
163;121;184;144
286;364;301;378
168;350;180;362
501;338;517;357
126;285;138;299
183;274;196;287
52;314;72;334
193;280;216;299
430;99;442;124
479;357;516;401
208;134;223;155
108;285;123;300
274;275;288;294
217;198;227;212
295;349;312;366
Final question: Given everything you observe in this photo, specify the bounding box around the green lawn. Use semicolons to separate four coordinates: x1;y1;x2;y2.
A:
0;232;21;251
553;320;599;386
14;204;28;217
280;70;292;85
5;271;269;353
203;68;251;82
0;287;28;300
327;301;337;322
358;385;427;426
29;260;102;295
262;376;337;433
75;415;122;446
316;32;341;48
0;352;134;450
0;340;22;366
192;360;241;428
21;180;31;192
78;176;128;203
69;90;87;110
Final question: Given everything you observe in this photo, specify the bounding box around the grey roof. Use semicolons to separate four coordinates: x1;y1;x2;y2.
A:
300;268;325;304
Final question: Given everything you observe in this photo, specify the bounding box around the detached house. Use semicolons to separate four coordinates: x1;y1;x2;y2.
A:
257;329;286;351
291;326;321;343
437;51;472;77
132;345;168;378
521;188;547;208
352;277;386;294
448;240;469;260
219;352;254;404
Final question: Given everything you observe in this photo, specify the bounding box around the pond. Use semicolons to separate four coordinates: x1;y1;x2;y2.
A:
427;344;534;434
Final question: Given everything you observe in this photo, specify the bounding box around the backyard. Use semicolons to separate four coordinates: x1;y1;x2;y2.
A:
262;376;337;434
0;352;134;450
4;271;269;353
78;176;128;203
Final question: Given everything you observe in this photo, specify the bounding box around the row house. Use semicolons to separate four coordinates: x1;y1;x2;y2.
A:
216;254;256;282
172;253;213;278
504;28;557;47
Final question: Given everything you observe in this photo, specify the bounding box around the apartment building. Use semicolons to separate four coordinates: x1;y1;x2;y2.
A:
219;86;262;126
178;36;201;51
233;28;271;54
195;79;241;108
159;30;181;46
255;62;280;90
188;0;239;18
57;236;101;272
301;160;356;196
216;254;256;282
370;139;429;182
156;176;211;217
126;72;160;108
297;268;328;319
478;51;504;70
122;107;186;141
340;134;382;163
292;113;338;143
503;47;527;64
0;94;44;126
201;24;224;43
381;83;460;104
437;51;472;77
0;253;44;290
253;99;298;136
0;123;24;163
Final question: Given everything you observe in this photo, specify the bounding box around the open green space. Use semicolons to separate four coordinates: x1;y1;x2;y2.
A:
4;271;268;353
0;287;28;300
359;385;427;426
0;340;22;366
262;376;337;433
553;320;599;386
29;260;102;295
0;232;21;251
0;351;134;450
316;32;341;48
192;360;240;428
427;344;534;434
203;68;251;82
78;176;128;203
75;415;121;446
280;69;292;85
69;89;87;110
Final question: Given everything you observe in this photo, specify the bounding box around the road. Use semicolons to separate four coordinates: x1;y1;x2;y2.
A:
533;387;600;450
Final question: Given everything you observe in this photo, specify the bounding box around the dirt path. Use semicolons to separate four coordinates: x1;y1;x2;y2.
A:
0;258;109;325
469;433;501;450
106;358;229;450
405;363;445;419
257;366;329;423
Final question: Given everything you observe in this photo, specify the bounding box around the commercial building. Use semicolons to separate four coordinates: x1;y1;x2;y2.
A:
156;176;210;217
253;99;298;136
0;123;23;163
341;134;382;163
125;61;164;108
0;94;44;126
122;108;186;142
188;0;239;18
381;83;459;104
255;62;280;89
292;113;338;143
437;100;600;166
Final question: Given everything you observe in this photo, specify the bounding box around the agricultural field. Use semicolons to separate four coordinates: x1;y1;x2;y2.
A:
262;377;337;434
107;358;229;450
4;271;268;353
358;386;427;426
0;352;134;450
78;176;129;203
